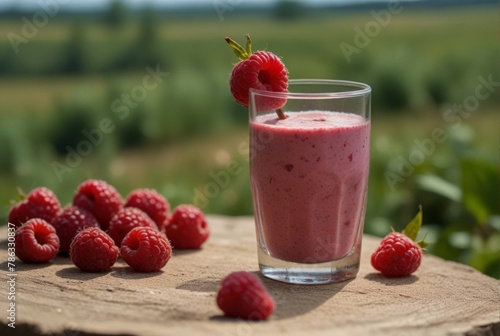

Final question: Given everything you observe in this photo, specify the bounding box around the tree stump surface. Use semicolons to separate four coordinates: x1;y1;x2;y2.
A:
1;215;498;336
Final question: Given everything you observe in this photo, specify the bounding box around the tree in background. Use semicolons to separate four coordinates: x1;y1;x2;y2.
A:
63;22;86;74
105;0;128;28
273;0;305;20
112;6;164;71
133;7;162;67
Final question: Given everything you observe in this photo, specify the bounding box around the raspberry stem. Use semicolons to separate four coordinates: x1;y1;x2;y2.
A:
276;108;288;120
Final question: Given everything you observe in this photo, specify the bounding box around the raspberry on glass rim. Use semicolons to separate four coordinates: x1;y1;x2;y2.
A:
225;34;289;119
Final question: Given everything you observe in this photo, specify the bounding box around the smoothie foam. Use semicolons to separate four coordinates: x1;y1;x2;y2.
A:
250;111;370;263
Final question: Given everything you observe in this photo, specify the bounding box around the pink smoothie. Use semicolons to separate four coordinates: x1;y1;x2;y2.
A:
250;111;370;264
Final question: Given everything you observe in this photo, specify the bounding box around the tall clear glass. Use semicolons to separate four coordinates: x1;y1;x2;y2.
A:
249;79;371;285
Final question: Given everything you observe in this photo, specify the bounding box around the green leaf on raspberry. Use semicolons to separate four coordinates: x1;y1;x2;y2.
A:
245;34;252;56
402;205;422;241
225;35;252;61
402;205;428;249
17;187;27;200
12;187;26;203
416;232;429;250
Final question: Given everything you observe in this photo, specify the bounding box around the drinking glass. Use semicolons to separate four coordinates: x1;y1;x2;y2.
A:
249;79;371;285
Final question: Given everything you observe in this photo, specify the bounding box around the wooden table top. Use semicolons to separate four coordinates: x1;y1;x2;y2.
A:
1;215;499;336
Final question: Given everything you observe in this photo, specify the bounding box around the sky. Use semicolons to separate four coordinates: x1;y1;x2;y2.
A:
0;0;409;11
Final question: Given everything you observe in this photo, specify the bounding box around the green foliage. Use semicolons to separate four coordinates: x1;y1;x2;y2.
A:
460;159;499;225
48;97;98;155
425;72;450;107
378;123;499;277
418;157;500;278
0;120;17;174
372;72;410;111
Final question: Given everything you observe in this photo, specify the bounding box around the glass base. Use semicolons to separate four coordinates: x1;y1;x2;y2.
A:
258;245;361;285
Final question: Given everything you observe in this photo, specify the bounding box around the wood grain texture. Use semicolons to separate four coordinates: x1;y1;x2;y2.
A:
1;215;499;336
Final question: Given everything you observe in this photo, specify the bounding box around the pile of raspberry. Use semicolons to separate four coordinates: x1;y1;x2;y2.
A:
9;179;209;273
9;180;276;321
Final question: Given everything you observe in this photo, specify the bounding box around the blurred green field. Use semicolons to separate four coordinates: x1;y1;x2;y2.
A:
0;5;498;276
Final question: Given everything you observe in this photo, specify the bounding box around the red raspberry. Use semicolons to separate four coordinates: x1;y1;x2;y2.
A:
70;227;119;272
226;35;288;110
216;271;275;320
230;51;288;108
51;206;99;254
120;227;172;272
371;207;427;278
371;232;423;277
73;179;123;230
15;218;60;263
8;187;61;228
165;204;209;249
108;207;158;247
124;189;170;232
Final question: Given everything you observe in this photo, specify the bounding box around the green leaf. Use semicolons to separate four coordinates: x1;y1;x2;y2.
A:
416;239;429;250
16;186;26;202
416;174;462;202
245;34;252;56
468;232;500;277
225;36;250;61
460;159;500;224
402;205;423;241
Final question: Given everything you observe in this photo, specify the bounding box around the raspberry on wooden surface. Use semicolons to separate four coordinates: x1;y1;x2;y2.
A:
120;226;172;272
108;207;158;247
15;218;60;263
73;179;123;230
70;227;119;272
371;232;423;277
124;188;170;232
370;207;427;278
51;205;99;254
165;204;209;249
8;187;61;228
216;271;275;320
